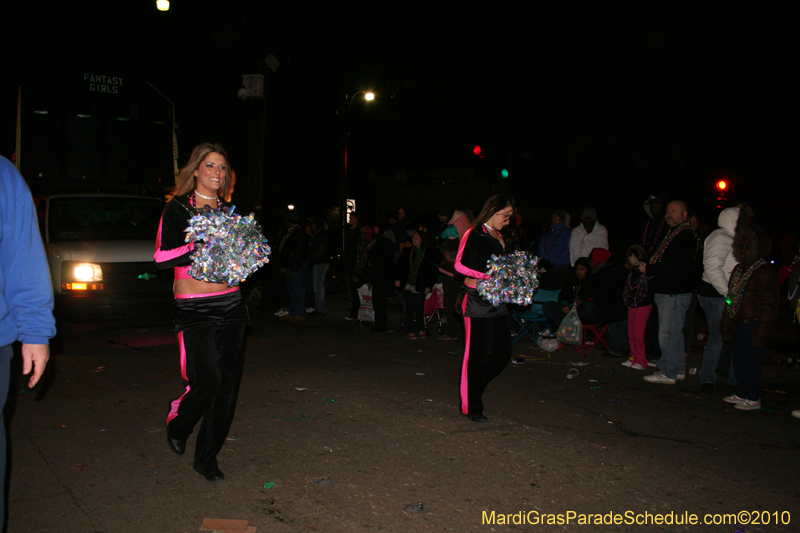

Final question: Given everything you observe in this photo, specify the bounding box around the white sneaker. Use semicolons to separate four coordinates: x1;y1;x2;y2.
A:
647;361;657;368
621;360;633;368
644;372;676;385
792;410;800;419
676;374;685;380
723;394;746;404
306;307;315;313
631;363;646;370
274;309;288;317
734;399;761;411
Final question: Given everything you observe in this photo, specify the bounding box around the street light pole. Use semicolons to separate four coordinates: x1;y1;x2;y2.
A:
339;90;374;262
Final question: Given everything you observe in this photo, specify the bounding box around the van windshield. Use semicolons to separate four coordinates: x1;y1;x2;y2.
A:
48;197;164;242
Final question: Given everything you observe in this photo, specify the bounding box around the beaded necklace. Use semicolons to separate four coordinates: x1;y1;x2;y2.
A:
407;246;423;285
648;220;691;264
787;253;800;304
188;192;220;213
354;239;375;272
623;271;650;308
643;217;665;252
194;190;218;201
278;224;301;251
726;258;765;317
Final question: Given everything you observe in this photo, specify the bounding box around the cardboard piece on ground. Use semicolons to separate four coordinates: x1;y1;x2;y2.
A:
199;518;255;533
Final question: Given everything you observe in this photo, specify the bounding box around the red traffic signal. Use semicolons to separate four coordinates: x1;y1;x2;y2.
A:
473;145;483;157
716;179;728;192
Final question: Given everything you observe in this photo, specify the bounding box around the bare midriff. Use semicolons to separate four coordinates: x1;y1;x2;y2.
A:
174;277;230;296
464;277;478;288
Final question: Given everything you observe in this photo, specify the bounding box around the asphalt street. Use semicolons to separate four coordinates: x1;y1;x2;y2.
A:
5;293;799;532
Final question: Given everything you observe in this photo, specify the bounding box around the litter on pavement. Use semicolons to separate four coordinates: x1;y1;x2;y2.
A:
199;518;256;533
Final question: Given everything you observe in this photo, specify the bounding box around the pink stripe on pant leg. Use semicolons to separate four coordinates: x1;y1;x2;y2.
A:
167;331;191;425
460;294;472;415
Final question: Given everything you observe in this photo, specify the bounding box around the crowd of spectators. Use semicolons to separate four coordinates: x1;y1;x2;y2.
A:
260;195;796;415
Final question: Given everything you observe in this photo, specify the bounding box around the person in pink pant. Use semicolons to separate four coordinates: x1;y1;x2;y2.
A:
623;245;653;370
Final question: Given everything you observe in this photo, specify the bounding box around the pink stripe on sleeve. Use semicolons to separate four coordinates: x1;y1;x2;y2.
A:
154;213;194;264
454;227;490;280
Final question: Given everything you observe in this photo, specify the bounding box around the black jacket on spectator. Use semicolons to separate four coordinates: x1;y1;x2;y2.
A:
365;235;396;289
279;226;310;272
396;246;439;294
557;268;599;308
309;229;331;266
593;260;629;323
647;227;697;294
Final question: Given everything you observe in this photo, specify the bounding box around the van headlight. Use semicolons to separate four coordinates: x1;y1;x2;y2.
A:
62;262;104;291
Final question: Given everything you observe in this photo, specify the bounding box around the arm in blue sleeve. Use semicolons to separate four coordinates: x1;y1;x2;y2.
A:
0;158;56;345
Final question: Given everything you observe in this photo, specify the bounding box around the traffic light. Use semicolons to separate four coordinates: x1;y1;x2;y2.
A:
473;145;483;158
716;178;729;209
500;168;509;179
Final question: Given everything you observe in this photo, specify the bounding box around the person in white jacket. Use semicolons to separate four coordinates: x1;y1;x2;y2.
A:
569;207;609;266
696;206;739;392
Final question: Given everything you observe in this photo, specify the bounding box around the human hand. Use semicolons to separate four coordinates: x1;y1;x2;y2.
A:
21;344;49;388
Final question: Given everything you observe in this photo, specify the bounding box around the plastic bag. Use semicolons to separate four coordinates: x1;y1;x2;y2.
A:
556;306;582;346
536;333;561;352
357;284;374;322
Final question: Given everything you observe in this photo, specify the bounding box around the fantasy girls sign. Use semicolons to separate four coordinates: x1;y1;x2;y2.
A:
83;73;124;94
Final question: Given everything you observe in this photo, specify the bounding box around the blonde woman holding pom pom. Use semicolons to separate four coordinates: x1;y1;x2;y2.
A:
154;143;248;482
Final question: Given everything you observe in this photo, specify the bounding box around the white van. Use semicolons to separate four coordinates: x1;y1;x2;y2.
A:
35;193;174;322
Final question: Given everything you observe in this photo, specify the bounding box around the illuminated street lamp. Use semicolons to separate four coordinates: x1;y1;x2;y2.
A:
156;0;169;11
339;90;375;256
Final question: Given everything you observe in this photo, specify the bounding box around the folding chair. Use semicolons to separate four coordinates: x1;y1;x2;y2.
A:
511;289;560;344
573;323;609;356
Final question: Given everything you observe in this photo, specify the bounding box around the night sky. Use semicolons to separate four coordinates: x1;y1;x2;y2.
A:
4;2;798;252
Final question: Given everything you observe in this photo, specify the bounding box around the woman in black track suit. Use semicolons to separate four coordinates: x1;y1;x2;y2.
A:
154;143;249;482
454;194;516;422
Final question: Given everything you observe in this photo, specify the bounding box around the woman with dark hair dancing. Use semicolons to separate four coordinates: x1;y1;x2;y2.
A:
154;142;249;481
454;194;516;422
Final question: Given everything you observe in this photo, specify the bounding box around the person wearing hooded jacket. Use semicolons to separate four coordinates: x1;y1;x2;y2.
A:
590;248;630;357
696;207;739;392
279;211;310;320
569;207;609;266
720;214;779;411
307;215;331;316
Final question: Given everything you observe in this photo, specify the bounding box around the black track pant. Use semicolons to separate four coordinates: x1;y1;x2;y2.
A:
460;312;512;417
167;289;248;474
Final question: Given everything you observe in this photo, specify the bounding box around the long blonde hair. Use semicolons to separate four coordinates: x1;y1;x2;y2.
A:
168;143;235;202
